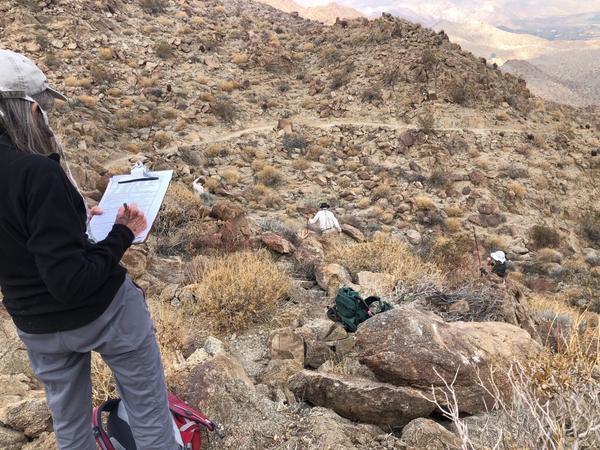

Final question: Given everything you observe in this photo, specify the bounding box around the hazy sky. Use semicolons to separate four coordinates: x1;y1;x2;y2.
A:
295;0;600;19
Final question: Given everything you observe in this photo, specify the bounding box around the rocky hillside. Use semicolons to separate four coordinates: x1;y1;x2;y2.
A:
257;0;364;24
1;0;599;449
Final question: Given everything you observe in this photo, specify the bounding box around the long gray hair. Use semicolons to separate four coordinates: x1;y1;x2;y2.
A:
0;91;88;209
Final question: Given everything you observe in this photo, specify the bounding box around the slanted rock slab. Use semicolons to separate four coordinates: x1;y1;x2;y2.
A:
356;307;542;414
401;418;462;450
289;370;435;428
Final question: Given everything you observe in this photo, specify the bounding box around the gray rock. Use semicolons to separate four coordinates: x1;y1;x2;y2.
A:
289;371;434;428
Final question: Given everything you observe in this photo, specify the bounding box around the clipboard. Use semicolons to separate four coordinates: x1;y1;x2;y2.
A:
89;162;173;244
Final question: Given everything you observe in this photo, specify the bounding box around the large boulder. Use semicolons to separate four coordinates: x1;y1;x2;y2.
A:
356;271;396;297
0;426;26;450
0;319;32;377
269;328;304;363
341;224;366;242
0;396;52;438
261;232;296;254
173;350;287;449
315;264;352;291
296;320;354;369
288;371;435;428
356;307;542;414
401;418;462;450
294;237;325;270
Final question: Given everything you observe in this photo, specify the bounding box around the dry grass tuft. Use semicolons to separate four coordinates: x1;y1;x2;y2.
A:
256;165;282;187
329;235;442;284
185;251;291;333
222;167;241;185
413;195;435;210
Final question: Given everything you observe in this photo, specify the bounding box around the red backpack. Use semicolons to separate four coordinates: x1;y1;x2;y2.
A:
92;392;215;450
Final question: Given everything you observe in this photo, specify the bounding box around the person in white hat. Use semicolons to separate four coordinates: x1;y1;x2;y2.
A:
0;50;181;449
485;250;509;278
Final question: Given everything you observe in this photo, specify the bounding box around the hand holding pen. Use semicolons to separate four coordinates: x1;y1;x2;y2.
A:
115;202;147;237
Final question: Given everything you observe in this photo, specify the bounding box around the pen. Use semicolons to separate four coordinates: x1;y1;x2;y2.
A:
118;177;160;184
123;203;128;213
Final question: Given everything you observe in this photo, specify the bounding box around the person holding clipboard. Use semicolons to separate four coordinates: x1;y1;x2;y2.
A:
0;50;181;449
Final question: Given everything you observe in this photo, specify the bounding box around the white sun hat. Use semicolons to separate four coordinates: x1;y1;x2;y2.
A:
0;49;67;102
490;250;506;264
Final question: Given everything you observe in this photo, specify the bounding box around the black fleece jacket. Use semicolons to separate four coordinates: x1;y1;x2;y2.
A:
0;133;134;333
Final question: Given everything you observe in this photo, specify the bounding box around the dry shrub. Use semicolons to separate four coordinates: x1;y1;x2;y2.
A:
98;47;114;60
64;76;92;88
155;183;201;236
417;110;435;134
413;195;435;210
506;180;527;201
372;183;391;201
211;97;237;123
256;165;282;187
306;145;324;161
155;41;174;59
428;169;451;189
222;168;240;185
292;158;310;170
329;235;442;284
580;208;600;246
185;251;291;333
232;53;249;64
446;206;464;217
75;95;97;107
530;225;561;249
140;0;167;14
445;218;462;233
217;80;236;93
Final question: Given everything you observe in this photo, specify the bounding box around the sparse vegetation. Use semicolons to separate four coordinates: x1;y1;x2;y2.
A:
185;251;291;333
282;133;309;153
211;97;237;123
155;41;174;59
256;165;283;187
417;110;436;134
580;208;600;246
140;0;167;14
530;225;561;249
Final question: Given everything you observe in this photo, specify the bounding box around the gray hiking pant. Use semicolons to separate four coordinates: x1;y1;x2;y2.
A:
17;277;181;450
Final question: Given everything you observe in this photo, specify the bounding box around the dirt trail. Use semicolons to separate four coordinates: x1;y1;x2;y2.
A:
198;117;539;144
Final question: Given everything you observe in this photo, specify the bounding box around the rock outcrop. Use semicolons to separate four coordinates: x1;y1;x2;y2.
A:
289;371;435;428
356;307;542;413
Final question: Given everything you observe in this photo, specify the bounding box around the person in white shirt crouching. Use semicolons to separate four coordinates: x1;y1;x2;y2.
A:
308;203;342;234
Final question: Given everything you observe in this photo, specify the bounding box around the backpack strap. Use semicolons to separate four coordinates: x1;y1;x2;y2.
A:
92;399;121;450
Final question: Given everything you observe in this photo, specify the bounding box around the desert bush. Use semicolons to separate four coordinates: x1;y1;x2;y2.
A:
155;183;202;237
447;79;470;104
217;80;236;92
329;235;442;284
222;168;240;185
154;41;174;59
413;195;435;210
580;208;600;246
417;110;436;134
372;183;391;201
211;97;237;123
44;52;60;68
140;0;167;14
530;225;561;249
500;164;530;180
292;158;310;170
232;53;248;64
361;86;383;104
329;69;351;90
256;165;282;186
506;180;527;201
382;66;402;87
428;169;451;189
185;251;291;333
282;133;309;153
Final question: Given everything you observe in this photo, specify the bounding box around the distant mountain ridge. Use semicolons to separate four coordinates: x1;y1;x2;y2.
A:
257;0;363;24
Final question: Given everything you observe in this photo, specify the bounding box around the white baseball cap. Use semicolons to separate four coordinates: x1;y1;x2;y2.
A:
490;250;506;263
0;49;67;102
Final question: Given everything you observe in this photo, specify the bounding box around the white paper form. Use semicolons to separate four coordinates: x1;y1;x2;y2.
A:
89;170;173;244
